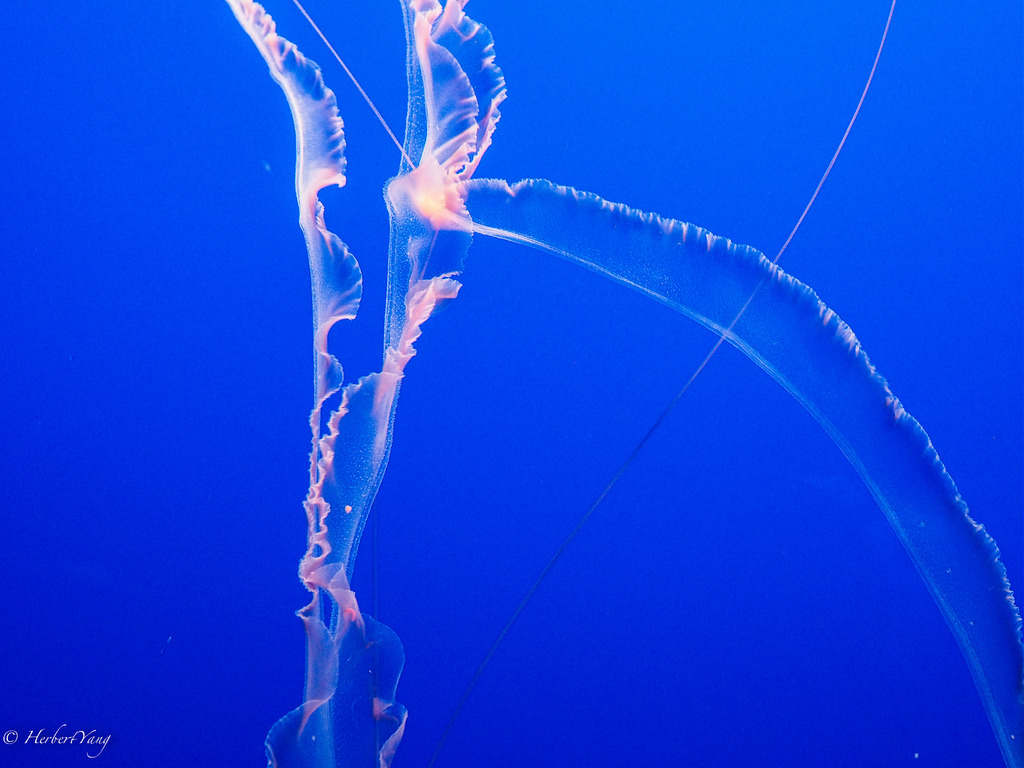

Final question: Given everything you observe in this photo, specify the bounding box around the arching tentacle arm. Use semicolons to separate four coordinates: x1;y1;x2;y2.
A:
462;176;1024;767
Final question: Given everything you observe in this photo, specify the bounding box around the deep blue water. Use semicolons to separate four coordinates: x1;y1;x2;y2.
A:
0;1;1021;766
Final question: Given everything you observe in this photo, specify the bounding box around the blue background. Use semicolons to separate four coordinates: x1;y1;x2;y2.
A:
0;1;1020;766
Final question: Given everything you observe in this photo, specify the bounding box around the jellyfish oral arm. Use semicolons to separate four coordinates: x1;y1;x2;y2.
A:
224;0;505;764
462;176;1024;767
226;2;411;766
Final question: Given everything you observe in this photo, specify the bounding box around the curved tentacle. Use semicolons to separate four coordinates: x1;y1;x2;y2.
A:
463;176;1024;766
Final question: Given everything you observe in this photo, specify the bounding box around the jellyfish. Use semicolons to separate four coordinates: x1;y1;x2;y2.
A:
224;0;1022;766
